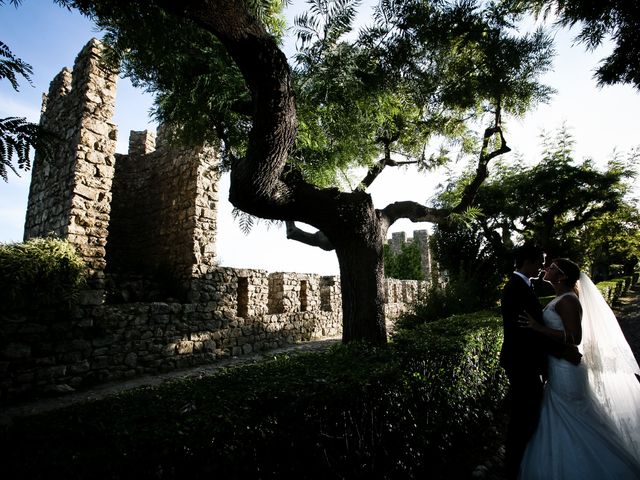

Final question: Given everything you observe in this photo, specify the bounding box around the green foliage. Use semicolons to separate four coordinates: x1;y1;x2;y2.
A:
60;0;556;190
0;237;87;310
2;314;507;479
581;201;640;280
290;0;556;186
0;38;33;90
510;0;640;89
395;219;505;329
437;125;639;268
595;277;629;305
61;0;272;160
0;38;45;181
396;272;501;329
0;116;38;181
384;240;423;280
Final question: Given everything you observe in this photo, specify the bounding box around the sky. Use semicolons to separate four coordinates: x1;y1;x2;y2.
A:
1;1;640;275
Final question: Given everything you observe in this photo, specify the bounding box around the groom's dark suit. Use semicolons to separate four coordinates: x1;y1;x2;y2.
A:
500;273;547;480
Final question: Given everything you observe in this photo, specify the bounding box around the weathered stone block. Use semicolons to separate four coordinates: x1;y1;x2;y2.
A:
176;341;193;355
2;343;31;359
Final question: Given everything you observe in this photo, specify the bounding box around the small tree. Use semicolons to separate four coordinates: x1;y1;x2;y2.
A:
581;205;640;280
436;125;638;270
384;240;423;281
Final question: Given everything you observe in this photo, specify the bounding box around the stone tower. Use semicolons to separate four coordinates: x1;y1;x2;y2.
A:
106;126;219;289
23;39;220;303
388;229;434;281
24;39;118;300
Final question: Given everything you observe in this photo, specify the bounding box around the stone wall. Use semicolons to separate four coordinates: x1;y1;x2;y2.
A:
0;268;426;403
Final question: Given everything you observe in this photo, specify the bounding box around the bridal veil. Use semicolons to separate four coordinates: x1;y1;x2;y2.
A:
578;272;640;459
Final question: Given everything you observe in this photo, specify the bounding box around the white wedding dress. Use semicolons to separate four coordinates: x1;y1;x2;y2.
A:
519;280;640;480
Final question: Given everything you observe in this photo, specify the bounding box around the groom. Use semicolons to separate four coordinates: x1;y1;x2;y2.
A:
500;244;547;480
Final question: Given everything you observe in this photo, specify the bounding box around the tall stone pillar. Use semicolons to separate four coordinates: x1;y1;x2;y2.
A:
412;229;432;280
24;39;118;302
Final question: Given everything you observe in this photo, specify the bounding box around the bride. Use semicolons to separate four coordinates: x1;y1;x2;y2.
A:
519;258;640;479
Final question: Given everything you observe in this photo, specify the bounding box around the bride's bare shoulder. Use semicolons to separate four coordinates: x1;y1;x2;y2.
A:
557;293;582;315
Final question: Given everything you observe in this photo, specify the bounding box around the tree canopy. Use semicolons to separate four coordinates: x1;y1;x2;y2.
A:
24;0;559;343
434;125;639;275
384;240;424;281
508;0;640;89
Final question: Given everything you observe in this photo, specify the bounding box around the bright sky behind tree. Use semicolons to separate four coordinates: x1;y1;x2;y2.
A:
1;0;639;275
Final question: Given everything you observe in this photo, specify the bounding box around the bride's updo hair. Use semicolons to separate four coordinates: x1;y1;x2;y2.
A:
554;258;581;289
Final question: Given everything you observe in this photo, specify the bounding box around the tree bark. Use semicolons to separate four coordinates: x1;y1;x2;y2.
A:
323;194;388;345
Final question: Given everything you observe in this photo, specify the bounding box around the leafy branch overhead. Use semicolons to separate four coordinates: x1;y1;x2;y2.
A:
509;0;640;89
0;39;33;90
0;36;50;181
0;117;39;181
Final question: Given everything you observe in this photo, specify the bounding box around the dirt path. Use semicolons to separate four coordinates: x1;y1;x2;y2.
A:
615;285;640;365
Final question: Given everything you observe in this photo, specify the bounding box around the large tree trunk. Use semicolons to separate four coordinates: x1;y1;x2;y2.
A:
329;202;387;345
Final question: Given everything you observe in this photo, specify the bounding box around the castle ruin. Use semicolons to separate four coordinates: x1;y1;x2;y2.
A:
1;40;429;402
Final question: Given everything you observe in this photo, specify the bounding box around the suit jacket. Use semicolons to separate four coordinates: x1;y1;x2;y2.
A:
500;273;547;377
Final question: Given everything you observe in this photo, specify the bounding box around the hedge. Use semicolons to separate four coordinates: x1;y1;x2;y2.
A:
2;311;507;480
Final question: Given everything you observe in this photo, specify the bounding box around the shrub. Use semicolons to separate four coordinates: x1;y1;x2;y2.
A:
395;276;500;329
0;237;86;310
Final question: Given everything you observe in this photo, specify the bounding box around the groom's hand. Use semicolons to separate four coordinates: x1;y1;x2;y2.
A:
562;345;582;365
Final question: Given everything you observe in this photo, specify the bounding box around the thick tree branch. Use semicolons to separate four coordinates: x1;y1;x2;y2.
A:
562;204;616;232
285;221;334;251
451;124;510;215
378;110;511;231
380;201;446;228
356;135;418;191
357;157;419;191
158;0;299;214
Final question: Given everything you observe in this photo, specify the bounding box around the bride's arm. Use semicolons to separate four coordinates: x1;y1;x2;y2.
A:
555;297;582;345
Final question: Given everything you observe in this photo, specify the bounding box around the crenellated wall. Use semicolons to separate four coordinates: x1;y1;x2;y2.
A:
106;127;219;288
3;39;428;404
